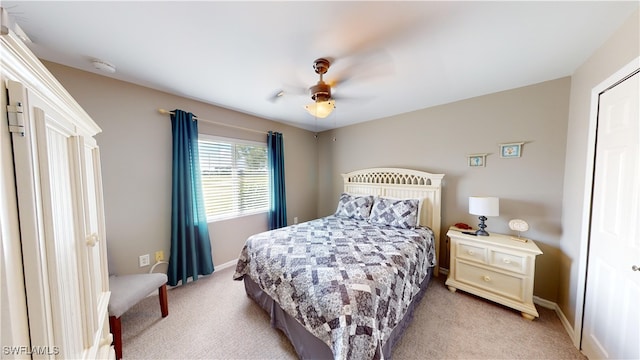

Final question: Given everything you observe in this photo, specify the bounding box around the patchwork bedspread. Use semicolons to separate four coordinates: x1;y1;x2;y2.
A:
233;216;436;360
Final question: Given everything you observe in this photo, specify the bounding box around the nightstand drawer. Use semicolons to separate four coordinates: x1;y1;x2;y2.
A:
455;261;524;302
456;242;487;264
490;250;526;274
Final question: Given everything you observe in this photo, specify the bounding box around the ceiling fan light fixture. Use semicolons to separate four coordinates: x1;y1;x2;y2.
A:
305;100;335;118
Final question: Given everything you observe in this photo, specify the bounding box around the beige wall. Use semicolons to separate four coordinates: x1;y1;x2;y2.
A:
48;58;570;302
44;62;318;275
41;8;639;323
559;9;639;328
317;77;571;301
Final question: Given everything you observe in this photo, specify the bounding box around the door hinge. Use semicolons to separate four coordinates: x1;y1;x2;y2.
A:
7;102;25;136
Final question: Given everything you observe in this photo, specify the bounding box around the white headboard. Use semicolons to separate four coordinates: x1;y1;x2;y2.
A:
342;167;445;276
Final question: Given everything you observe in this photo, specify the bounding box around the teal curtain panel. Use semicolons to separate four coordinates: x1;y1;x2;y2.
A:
267;131;287;230
168;109;214;286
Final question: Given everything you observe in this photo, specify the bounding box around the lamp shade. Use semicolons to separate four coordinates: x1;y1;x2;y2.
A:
469;196;499;217
305;100;335;118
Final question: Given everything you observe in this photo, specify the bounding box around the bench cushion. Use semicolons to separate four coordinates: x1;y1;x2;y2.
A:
108;273;168;318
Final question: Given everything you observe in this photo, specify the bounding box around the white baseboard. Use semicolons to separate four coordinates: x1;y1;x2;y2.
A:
162;259;238;290
215;259;238;271
532;295;556;309
534;296;576;345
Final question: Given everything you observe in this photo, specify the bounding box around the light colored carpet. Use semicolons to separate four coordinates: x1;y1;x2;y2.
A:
120;266;586;359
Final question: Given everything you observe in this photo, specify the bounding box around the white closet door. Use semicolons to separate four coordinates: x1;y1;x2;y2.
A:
582;70;639;359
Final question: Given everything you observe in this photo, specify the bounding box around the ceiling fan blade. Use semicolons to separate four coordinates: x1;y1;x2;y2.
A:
267;83;308;103
267;89;285;103
331;93;374;103
327;56;396;96
327;52;395;89
326;3;427;61
315;4;431;89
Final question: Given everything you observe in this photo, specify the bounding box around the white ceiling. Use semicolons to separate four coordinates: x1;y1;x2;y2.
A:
3;1;638;131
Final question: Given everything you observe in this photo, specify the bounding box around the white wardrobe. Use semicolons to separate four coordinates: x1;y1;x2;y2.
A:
1;21;114;360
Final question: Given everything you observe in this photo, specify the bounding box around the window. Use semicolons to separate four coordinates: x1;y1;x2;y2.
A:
198;135;269;220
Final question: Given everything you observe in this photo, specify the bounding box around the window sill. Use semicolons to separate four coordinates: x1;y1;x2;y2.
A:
207;210;268;224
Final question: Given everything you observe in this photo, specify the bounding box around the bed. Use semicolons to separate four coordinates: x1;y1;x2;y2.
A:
233;168;444;359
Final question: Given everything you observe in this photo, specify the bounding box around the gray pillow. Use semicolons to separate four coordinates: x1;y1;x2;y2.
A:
369;197;419;229
334;193;374;220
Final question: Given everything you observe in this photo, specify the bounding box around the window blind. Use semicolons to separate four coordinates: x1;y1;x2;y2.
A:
198;136;269;220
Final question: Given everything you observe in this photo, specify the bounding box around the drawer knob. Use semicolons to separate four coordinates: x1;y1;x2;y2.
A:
468;250;475;256
503;258;511;264
483;275;491;282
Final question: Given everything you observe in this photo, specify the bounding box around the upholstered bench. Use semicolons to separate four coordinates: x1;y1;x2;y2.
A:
108;273;169;359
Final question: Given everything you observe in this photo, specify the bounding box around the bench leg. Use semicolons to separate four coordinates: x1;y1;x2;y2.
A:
159;284;169;317
109;315;122;360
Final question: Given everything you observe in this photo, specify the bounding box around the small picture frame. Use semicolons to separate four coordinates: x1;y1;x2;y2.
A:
499;142;524;158
467;153;487;167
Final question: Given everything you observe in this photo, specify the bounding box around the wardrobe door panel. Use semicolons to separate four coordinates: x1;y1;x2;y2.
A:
78;136;112;357
33;106;85;359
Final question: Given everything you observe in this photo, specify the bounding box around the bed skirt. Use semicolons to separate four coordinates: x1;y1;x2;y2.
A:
243;267;434;360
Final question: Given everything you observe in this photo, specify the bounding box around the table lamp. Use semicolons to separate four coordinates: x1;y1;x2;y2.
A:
469;196;499;236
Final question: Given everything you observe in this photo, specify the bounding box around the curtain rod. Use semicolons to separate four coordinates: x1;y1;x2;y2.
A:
158;109;268;135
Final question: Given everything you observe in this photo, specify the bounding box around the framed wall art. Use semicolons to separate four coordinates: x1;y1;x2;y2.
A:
499;142;524;158
468;153;487;167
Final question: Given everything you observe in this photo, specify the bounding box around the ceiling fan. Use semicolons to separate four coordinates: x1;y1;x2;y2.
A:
304;57;335;118
269;57;340;118
269;52;393;117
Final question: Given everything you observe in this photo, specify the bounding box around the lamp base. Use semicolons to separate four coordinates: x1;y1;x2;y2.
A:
476;216;490;236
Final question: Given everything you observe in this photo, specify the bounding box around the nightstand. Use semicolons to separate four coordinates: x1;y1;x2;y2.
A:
445;227;543;320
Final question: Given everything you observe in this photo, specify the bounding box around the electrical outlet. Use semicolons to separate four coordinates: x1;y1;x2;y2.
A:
294;216;298;224
139;254;150;267
155;250;164;262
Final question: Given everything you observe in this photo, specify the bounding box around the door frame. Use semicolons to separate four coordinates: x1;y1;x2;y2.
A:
574;56;640;348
